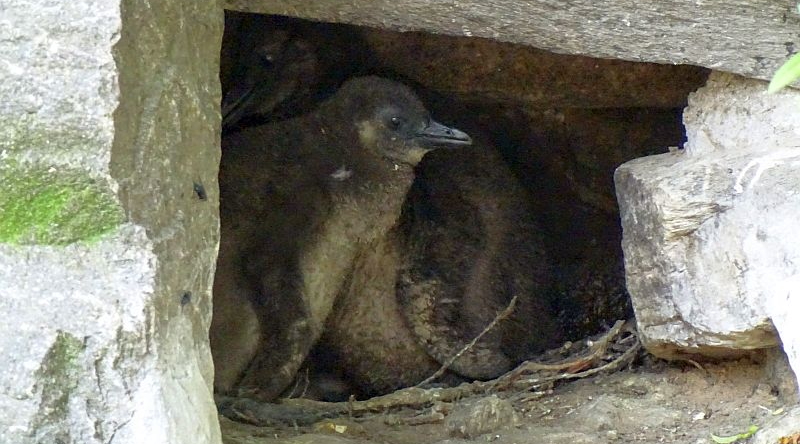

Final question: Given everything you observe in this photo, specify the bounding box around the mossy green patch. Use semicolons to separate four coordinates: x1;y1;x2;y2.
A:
0;166;124;245
30;331;85;439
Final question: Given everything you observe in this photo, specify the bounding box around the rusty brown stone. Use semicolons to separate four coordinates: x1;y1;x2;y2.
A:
364;29;709;108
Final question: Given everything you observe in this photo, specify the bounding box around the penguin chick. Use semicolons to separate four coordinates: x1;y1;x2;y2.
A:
211;76;471;401
220;14;368;132
319;144;560;397
220;16;318;131
397;145;561;380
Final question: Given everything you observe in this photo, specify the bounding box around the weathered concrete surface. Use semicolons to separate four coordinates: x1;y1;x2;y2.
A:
0;0;223;443
364;29;708;109
615;72;800;373
225;0;800;81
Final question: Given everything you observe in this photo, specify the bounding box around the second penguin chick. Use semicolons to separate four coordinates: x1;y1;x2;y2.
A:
319;144;560;397
397;145;561;380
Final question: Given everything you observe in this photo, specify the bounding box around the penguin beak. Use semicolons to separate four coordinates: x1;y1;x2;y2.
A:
417;120;472;146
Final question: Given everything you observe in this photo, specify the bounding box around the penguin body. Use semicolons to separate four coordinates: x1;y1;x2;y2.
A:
211;76;471;400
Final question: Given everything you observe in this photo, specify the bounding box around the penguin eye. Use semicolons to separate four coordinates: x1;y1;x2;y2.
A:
388;116;404;130
257;49;276;68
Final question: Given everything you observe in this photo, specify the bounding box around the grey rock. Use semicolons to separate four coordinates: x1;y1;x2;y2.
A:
615;72;800;380
225;0;799;82
0;0;224;442
283;434;364;444
763;348;800;401
574;397;620;432
444;395;520;438
572;395;680;433
752;404;800;444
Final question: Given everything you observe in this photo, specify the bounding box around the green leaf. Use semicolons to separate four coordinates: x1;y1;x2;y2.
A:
769;53;800;93
711;425;759;443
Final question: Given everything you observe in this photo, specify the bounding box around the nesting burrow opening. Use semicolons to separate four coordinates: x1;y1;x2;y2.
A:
216;10;710;400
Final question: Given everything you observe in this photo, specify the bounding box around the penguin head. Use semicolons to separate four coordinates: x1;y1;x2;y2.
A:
330;77;472;166
222;28;318;130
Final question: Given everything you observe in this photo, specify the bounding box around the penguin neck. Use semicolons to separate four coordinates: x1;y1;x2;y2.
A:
298;149;417;334
328;152;417;232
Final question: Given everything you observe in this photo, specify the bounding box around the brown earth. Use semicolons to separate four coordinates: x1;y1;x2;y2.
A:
220;352;792;444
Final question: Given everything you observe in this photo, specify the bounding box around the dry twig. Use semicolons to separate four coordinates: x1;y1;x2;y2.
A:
415;295;519;387
279;319;640;417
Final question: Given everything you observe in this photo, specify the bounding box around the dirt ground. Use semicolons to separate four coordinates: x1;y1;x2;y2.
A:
219;351;798;444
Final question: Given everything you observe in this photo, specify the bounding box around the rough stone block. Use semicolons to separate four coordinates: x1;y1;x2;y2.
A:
615;72;800;382
752;404;800;444
0;0;223;442
225;0;800;81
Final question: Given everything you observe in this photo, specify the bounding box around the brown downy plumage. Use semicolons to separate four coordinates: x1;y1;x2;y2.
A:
211;76;470;401
318;144;560;398
397;146;561;380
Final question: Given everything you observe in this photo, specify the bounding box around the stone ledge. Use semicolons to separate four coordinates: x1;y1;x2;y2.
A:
225;0;800;81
